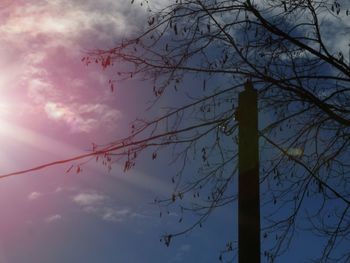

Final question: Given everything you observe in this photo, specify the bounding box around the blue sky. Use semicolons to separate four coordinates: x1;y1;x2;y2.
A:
0;163;235;263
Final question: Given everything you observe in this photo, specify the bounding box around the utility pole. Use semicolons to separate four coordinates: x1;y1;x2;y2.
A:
237;81;260;263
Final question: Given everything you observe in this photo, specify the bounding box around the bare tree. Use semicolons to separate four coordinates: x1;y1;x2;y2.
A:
84;1;350;261
3;0;350;262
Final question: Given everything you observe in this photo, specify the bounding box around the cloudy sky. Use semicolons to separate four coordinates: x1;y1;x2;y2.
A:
0;0;336;262
0;1;236;262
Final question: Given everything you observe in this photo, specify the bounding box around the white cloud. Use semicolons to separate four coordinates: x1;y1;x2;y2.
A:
44;102;97;133
72;190;150;223
45;214;62;223
28;191;42;200
0;0;149;49
102;208;130;222
44;102;66;119
286;147;303;157
44;102;122;133
73;192;106;206
27;78;57;104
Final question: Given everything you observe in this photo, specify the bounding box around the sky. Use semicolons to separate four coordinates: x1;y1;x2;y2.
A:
0;1;347;262
0;1;235;263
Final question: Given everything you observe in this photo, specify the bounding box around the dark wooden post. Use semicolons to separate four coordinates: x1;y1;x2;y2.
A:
237;81;260;263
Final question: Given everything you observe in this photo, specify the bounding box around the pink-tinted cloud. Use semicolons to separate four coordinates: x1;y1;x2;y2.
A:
28;191;42;201
0;0;149;136
44;214;62;223
44;102;121;133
